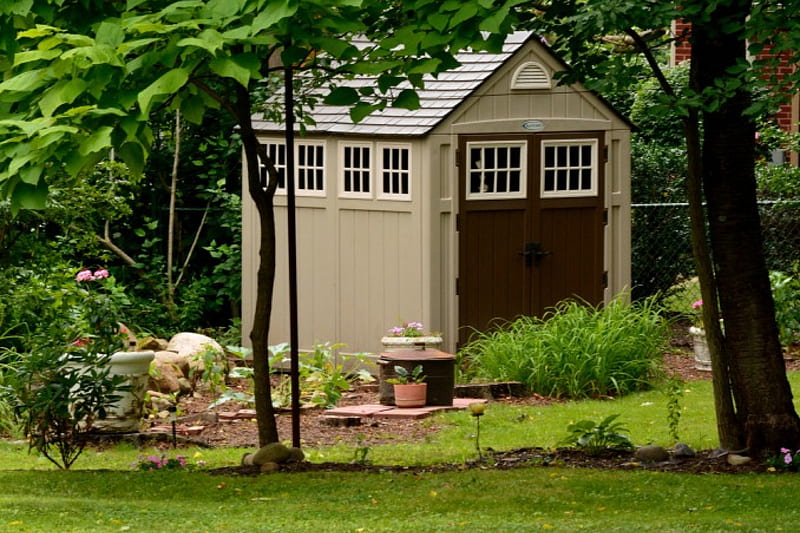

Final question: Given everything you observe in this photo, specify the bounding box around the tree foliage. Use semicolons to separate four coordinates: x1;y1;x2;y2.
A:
0;0;522;446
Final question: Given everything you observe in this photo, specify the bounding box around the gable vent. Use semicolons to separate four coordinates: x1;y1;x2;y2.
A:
511;61;551;90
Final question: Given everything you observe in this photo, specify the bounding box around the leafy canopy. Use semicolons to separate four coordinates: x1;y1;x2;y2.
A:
0;0;522;211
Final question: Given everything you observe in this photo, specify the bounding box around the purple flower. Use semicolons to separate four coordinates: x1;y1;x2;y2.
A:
784;453;793;465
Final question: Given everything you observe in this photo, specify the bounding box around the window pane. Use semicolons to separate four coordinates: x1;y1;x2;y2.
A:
470;171;481;193
544;169;554;191
582;145;592;164
510;170;521;192
581;168;592;190
569;168;579;190
557;169;567;190
497;170;508;192
544;146;554;167
569;145;580;164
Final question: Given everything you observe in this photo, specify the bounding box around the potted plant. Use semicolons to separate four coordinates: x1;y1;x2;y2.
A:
381;321;443;352
386;364;427;407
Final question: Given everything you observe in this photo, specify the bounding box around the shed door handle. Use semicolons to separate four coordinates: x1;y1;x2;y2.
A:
518;242;551;267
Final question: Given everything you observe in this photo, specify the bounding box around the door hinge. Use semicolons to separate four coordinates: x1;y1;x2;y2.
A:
603;145;609;163
603;208;608;225
455;277;460;296
455;148;460;167
602;271;609;289
455;213;460;232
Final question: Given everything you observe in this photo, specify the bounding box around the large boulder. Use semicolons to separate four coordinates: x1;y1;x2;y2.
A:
148;357;183;394
154;350;191;377
166;332;225;375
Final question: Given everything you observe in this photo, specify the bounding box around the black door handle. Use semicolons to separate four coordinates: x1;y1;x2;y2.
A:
518;242;551;266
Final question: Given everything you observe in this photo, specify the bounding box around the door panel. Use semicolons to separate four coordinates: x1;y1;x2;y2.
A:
458;133;604;346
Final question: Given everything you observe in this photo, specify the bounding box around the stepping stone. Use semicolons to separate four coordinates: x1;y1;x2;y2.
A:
325;404;394;417
321;415;362;427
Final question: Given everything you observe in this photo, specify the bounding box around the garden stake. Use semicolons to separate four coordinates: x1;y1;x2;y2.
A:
168;405;177;448
469;403;486;460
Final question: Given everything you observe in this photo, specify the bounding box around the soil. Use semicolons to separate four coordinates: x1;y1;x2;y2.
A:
136;339;800;476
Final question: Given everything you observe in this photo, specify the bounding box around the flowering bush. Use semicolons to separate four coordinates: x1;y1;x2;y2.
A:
766;447;800;471
131;453;206;471
387;321;426;337
73;268;130;356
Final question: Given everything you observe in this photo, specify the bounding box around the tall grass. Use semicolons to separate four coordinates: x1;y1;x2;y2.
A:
459;296;670;398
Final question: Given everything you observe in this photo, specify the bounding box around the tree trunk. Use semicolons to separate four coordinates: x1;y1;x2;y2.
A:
236;85;280;446
693;1;800;454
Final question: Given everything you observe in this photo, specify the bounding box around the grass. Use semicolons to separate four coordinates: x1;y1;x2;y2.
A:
2;368;800;532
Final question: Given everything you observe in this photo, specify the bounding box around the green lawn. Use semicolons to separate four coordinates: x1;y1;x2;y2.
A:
1;369;799;532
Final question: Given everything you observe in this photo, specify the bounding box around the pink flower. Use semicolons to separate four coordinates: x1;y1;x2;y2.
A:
76;269;94;282
784;453;793;465
94;269;110;279
691;299;703;310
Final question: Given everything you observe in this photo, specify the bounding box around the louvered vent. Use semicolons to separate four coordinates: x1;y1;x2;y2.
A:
511;61;551;90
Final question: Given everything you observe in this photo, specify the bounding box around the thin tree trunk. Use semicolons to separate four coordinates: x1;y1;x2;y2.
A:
236;84;280;446
166;110;180;318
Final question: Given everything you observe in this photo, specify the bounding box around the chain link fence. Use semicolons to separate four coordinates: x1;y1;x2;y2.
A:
631;200;800;302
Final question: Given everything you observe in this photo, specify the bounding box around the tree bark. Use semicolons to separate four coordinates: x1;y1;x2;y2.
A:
236;84;280;446
692;1;800;454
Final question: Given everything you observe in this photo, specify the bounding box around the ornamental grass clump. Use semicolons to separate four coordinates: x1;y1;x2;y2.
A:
458;296;670;399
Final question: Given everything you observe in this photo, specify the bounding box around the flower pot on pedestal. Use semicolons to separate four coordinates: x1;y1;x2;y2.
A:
688;326;712;372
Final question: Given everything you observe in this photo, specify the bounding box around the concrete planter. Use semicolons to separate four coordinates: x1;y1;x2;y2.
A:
93;350;155;432
380;335;443;353
688;327;711;371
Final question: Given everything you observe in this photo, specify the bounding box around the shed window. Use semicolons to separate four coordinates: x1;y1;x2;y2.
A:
466;142;527;200
340;143;372;198
259;141;326;196
541;140;598;198
378;145;411;200
259;142;286;190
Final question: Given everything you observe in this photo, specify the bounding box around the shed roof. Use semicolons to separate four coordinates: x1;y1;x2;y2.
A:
252;32;541;137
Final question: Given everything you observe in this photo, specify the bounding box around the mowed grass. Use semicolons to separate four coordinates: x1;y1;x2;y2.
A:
1;368;800;532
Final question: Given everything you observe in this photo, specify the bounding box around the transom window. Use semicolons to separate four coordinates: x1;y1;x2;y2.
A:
259;141;326;196
541;139;597;198
340;142;411;201
466;142;527;200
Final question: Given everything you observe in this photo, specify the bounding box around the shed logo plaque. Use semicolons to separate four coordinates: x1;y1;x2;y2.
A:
521;120;544;131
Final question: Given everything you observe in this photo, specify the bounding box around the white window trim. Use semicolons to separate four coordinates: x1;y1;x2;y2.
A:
540;139;598;199
261;140;327;197
376;143;412;201
294;140;326;198
465;141;528;200
339;141;374;199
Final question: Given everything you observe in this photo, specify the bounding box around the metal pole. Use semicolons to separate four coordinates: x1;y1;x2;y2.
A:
284;65;301;448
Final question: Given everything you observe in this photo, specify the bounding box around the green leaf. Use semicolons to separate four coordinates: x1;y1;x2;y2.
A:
0;69;50;93
178;28;225;55
449;4;478;29
324;86;360;106
427;14;450;33
392;89;420;110
350;101;379;123
11;179;48;211
38;78;88;117
137;68;189;115
251;1;297;33
79;126;113;156
209;54;259;87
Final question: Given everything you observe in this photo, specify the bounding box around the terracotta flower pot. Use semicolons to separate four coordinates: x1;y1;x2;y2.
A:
393;383;427;408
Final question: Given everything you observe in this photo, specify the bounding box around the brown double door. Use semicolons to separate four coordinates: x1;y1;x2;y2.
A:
457;132;605;346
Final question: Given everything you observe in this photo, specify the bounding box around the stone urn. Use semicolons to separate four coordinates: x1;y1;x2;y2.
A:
688;326;711;371
93;350;155;432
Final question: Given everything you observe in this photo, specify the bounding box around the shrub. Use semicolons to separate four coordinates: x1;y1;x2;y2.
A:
560;414;634;456
770;270;800;347
458;296;670;399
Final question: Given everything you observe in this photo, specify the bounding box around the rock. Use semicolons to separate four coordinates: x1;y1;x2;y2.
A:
673;442;696;458
727;454;752;466
154;350;191;377
140;336;169;351
167;332;224;367
251;443;291;465
146;390;174;412
635;445;670;463
241;453;254;466
148;359;182;394
287;447;305;463
260;462;280;474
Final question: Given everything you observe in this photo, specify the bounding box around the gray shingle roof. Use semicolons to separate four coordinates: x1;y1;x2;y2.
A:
252;32;536;137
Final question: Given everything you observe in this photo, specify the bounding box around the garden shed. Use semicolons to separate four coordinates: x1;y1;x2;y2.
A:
241;31;632;355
